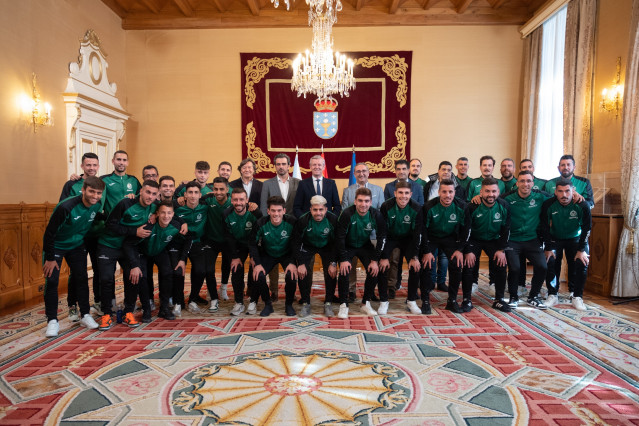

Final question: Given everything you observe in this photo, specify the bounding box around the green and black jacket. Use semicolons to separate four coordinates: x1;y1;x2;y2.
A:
174;180;213;198
420;197;468;254
455;175;473;191
100;172;142;215
540;197;592;252
502;189;551;242
201;193;232;243
43;195;103;261
467;177;506;201
122;218;192;268
379;198;422;259
174;199;209;243
98;197;158;249
223;205;263;258
249;214;297;265
335;205;387;263
463;198;511;251
292;211;338;264
544;175;594;208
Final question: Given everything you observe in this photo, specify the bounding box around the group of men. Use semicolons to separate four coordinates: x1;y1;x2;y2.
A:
43;150;593;337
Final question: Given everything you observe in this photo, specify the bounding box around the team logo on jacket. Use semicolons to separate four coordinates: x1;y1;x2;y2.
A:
365;223;372;230
494;212;501;220
570;210;577;217
197;213;202;221
450;213;457;221
246;221;253;228
127;183;132;190
529;199;536;206
165;235;173;243
313;98;338;140
403;215;411;223
281;230;288;237
323;228;330;234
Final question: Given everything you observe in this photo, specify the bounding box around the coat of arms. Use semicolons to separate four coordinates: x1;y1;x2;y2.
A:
313;97;338;140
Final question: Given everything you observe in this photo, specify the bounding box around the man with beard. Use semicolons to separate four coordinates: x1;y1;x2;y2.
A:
224;188;263;316
101;150;142;215
409;158;427;188
540;179;592;310
500;158;517;193
467;156;506;202
462;178;511;312
384;160;424;205
292;195;338;317
60;153;100;200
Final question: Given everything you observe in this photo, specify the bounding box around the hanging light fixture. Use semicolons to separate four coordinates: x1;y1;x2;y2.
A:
272;0;355;102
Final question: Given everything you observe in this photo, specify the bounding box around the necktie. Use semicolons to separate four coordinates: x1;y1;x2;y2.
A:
316;179;321;195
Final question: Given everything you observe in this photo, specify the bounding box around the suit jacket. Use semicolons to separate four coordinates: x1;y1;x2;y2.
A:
293;177;341;218
383;179;424;205
229;178;263;208
341;182;385;210
260;176;300;216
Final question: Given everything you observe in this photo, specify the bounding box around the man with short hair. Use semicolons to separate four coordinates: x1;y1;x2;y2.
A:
293;195;338;317
250;196;298;317
97;180;159;330
341;162;384;302
540;179;592;310
172;181;209;317
43;177;105;337
230;158;263;212
100;150;142;215
336;188;387;317
500;158;517;193
519;159;547;191
175;161;213;201
379;181;423;315
216;161;233;296
467;155;506;202
142;165;159;182
409;158;427;188
158;176;176;202
260;153;301;301
60;153;100;200
503;171;552;310
384;160;424;205
217;161;232;181
224;187;263;316
455;157;473;191
462;178;512;312
123;200;190;321
420;179;467;314
294;155;341;217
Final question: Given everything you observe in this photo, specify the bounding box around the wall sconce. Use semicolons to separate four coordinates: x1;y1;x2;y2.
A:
28;73;53;132
600;57;624;118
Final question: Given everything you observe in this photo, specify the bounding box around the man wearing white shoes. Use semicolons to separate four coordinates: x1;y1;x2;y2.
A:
540;179;592;310
336;188;387;317
43;177;105;337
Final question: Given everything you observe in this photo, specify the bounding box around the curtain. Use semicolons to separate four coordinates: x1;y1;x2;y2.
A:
563;0;597;175
612;0;639;298
521;27;543;164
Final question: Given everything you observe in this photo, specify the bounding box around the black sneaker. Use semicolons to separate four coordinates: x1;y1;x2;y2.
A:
421;301;432;315
445;300;461;313
158;309;176;320
527;297;548;310
260;303;274;317
492;300;512;312
436;283;449;292
461;299;473;313
285;304;296;317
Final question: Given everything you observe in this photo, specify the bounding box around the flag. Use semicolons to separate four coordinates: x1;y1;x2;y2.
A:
348;148;356;186
293;147;302;180
321;145;328;178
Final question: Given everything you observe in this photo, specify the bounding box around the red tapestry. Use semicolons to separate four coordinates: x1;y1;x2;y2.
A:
241;51;412;179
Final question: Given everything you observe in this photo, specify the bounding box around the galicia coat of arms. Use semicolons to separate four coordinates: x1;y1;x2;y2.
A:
313;97;338;140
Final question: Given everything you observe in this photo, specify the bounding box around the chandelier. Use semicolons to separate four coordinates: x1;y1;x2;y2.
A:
272;0;355;101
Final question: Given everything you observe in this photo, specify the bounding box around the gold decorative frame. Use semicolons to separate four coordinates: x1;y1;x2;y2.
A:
356;55;409;108
244;57;292;109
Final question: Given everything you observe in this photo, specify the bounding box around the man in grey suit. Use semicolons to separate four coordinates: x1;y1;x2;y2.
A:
260;153;300;301
341;162;384;302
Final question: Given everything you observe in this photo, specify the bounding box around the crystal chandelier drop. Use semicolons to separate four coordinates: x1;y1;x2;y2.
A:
272;0;356;101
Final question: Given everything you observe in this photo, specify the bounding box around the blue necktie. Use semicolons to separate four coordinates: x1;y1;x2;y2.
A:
316;179;321;195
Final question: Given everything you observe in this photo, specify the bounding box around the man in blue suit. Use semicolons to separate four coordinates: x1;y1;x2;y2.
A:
384;160;424;205
293;155;341;218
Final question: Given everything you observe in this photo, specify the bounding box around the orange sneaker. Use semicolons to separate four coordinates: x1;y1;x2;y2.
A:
124;312;140;328
98;314;113;330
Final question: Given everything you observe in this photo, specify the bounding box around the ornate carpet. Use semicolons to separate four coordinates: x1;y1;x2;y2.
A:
1;272;639;425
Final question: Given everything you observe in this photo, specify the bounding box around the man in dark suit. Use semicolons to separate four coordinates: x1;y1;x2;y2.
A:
384;159;425;205
293;154;341;218
229;158;263;212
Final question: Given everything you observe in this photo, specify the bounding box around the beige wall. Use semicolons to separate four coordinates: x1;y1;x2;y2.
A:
591;0;633;174
125;26;523;193
0;0;127;204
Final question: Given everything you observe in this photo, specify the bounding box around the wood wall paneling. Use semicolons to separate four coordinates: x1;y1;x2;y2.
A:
587;214;623;297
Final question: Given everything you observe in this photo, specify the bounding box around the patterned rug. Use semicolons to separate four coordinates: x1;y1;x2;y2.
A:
1;271;639;425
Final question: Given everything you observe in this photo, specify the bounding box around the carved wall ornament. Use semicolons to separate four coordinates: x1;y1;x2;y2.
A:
3;248;17;270
31;243;41;265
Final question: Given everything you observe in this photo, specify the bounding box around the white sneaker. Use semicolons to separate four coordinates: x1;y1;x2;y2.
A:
220;284;229;301
188;301;202;313
569;292;574;301
406;300;422;314
545;294;559;308
377;301;389;315
68;306;79;322
361;301;378;316
540;288;548;299
81;314;99;329
45;319;59;337
230;303;244;316
172;304;182;317
572;296;587;311
247;302;257;315
471;283;479;294
208;299;219;312
337;303;349;319
149;299;156;311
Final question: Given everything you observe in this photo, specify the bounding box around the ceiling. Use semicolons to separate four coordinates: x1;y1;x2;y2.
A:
101;0;548;29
